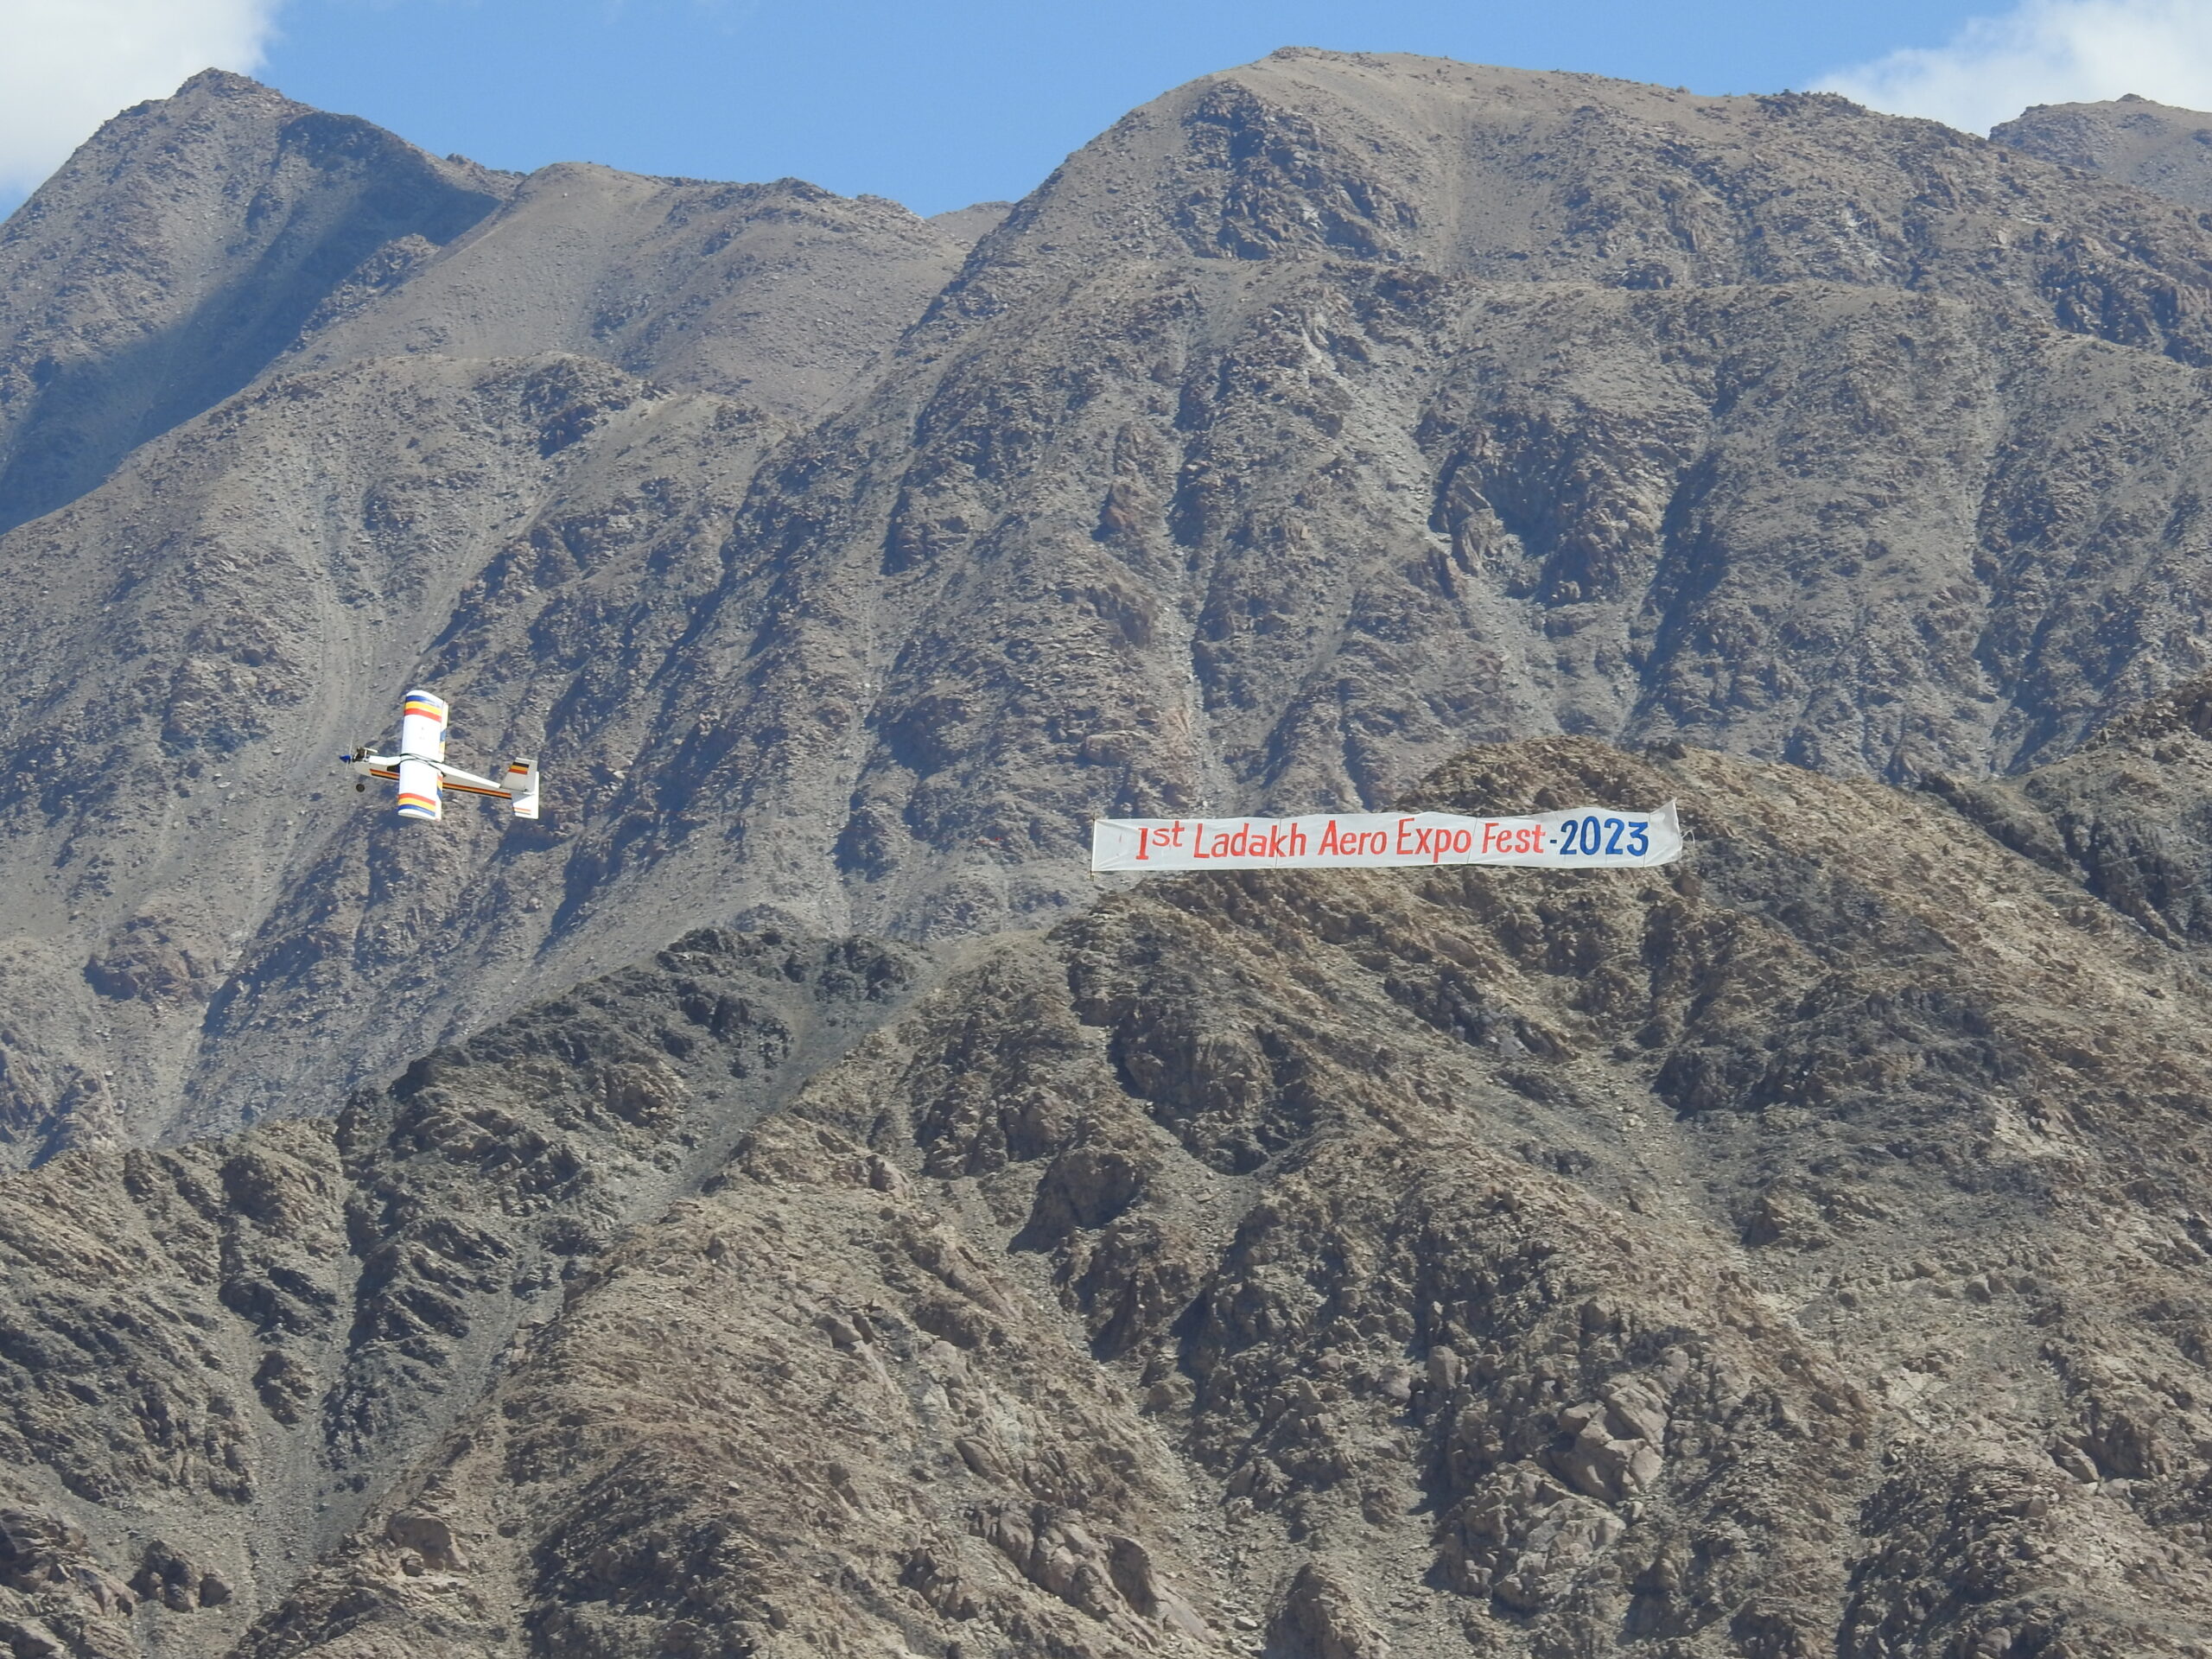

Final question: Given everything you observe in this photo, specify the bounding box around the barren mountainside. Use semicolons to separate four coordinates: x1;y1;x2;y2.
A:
16;57;2212;1153
1993;93;2212;211
7;48;2212;1659
7;730;2212;1656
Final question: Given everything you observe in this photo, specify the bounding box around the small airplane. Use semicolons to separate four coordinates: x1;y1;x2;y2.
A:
341;688;539;822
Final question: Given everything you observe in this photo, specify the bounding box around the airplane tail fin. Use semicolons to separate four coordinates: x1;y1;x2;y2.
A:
505;756;540;820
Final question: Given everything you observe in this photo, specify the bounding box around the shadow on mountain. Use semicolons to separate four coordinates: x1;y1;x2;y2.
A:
0;111;500;535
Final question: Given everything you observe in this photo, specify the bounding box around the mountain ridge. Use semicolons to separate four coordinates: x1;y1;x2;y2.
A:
6;54;2212;1166
0;70;513;538
1993;92;2212;210
6;51;2212;1659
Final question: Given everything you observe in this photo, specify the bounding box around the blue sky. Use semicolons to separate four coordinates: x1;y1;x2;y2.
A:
240;0;2026;215
10;0;2212;219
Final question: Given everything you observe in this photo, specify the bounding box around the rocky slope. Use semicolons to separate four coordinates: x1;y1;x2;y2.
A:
11;58;2212;1166
0;924;921;1657
1993;93;2212;210
0;72;973;1157
7;729;2212;1657
0;73;511;539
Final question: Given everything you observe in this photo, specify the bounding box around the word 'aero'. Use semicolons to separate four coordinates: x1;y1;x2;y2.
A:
342;689;540;823
1092;803;1681;872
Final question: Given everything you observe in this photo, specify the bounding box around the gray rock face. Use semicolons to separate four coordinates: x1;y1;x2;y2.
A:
936;55;2212;335
14;52;2212;1165
0;925;920;1653
1993;92;2212;208
289;163;970;419
0;70;509;537
7;732;2212;1656
8;53;2212;1659
0;76;971;1159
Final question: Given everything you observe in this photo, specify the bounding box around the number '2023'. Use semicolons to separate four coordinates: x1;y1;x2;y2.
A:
1558;816;1649;857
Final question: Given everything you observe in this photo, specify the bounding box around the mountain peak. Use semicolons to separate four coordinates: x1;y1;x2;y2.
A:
0;72;508;534
1993;92;2212;207
173;66;282;99
107;66;302;128
926;46;2212;357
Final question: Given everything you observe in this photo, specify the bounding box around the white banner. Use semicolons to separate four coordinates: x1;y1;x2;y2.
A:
1091;802;1681;872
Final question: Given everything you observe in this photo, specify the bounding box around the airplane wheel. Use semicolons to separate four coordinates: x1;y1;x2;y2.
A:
355;782;365;792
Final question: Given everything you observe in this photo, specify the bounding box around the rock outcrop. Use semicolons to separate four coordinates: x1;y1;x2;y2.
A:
0;926;920;1654
8;732;2212;1655
1994;92;2212;208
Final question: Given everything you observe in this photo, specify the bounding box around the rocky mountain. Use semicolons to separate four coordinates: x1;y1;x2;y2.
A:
0;923;922;1656
9;727;2212;1656
11;45;2212;1659
0;73;511;540
0;72;974;1157
1993;93;2212;210
21;57;2212;1156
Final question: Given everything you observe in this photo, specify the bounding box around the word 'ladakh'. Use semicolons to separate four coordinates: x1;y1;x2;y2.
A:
1091;804;1682;872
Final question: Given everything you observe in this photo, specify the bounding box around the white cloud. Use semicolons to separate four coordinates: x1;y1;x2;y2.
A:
0;0;283;195
1816;0;2212;135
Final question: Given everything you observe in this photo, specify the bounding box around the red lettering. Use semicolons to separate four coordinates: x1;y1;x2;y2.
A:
1480;822;1502;854
1318;818;1344;856
1137;826;1150;861
1287;823;1308;856
1452;828;1472;855
1395;817;1418;855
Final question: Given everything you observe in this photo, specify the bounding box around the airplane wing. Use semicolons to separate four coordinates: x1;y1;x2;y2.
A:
396;758;442;822
396;688;448;821
400;689;448;762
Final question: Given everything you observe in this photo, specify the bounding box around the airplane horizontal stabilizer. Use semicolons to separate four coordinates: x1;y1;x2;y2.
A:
506;756;540;820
